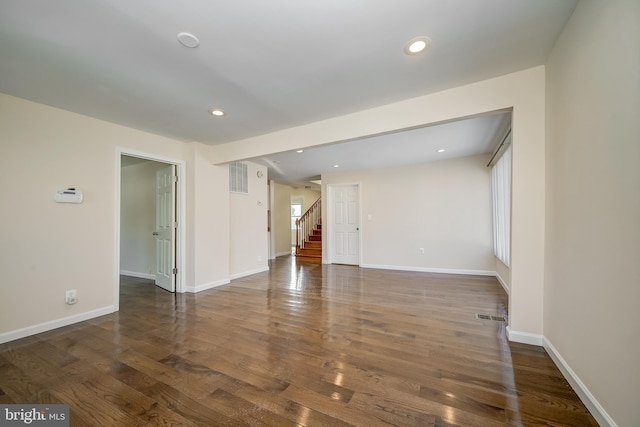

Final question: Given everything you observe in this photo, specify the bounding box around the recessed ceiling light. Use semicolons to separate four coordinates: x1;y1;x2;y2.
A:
208;108;225;117
333;164;339;168
177;32;200;48
404;36;431;55
296;150;304;153
437;149;445;153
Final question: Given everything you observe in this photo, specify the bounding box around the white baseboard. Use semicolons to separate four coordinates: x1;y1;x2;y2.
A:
506;326;544;346
184;278;230;293
0;306;116;345
495;272;509;294
360;263;495;276
120;270;155;280
543;337;617;427
229;266;270;281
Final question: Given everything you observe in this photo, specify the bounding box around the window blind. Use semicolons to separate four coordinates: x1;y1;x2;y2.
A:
491;144;511;266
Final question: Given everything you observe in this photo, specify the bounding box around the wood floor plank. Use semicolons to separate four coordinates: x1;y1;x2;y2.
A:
116;349;201;394
0;354;52;404
0;256;597;426
229;381;353;427
281;383;397;426
140;382;236;426
46;379;148;426
81;372;201;427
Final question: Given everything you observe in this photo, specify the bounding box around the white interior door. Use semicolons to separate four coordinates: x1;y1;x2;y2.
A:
331;185;359;265
155;164;176;292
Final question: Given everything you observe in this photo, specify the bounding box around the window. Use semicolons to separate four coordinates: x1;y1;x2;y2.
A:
229;161;248;194
491;144;511;266
291;203;302;230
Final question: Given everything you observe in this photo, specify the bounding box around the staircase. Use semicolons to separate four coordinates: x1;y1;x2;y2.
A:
295;198;322;263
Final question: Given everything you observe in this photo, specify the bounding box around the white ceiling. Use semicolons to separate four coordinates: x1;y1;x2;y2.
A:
257;110;511;188
0;0;577;185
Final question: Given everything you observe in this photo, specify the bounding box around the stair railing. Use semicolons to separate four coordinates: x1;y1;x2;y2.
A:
295;198;321;254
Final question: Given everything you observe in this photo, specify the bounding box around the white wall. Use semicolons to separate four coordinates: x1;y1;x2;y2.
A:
229;161;269;278
545;1;640;425
0;93;235;341
271;182;292;257
120;160;166;278
322;155;494;273
0;93;185;338
184;142;230;292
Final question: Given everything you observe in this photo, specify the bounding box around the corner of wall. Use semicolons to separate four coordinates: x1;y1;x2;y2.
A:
543;337;618;427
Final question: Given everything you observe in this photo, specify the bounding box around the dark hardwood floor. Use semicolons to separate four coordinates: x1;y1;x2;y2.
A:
0;256;597;426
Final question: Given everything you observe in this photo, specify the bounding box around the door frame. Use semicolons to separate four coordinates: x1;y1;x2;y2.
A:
326;182;362;266
114;147;186;310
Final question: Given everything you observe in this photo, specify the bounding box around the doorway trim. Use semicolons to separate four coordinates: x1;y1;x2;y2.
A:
114;147;187;311
326;182;362;266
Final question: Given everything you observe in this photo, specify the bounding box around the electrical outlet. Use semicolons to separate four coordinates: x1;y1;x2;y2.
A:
419;248;425;254
65;289;77;305
257;255;262;262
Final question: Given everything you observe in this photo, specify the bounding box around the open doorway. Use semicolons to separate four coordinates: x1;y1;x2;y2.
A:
290;195;303;251
114;149;186;310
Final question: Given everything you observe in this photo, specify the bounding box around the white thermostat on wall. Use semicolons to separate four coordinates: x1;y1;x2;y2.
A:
55;188;83;204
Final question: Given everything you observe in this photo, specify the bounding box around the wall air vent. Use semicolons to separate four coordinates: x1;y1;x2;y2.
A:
229;161;248;194
475;314;507;322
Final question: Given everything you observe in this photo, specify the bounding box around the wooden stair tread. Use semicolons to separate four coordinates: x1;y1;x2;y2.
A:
294;255;322;263
297;248;321;256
